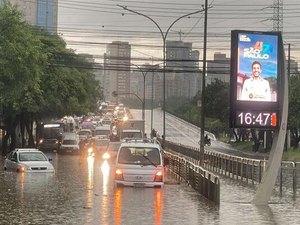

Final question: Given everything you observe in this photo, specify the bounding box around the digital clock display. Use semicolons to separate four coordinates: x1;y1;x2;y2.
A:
236;111;277;128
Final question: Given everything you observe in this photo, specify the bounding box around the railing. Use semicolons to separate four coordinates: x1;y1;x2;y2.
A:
161;138;300;196
164;150;220;205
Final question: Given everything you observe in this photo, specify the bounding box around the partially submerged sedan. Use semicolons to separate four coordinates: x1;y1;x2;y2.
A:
4;148;55;173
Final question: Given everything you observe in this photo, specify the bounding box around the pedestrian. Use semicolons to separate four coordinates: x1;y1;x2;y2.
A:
151;129;157;138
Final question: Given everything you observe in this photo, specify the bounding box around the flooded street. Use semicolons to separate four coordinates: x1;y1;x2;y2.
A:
0;153;300;224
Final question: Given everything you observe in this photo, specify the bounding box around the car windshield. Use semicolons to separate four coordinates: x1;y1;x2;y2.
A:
95;139;109;146
63;140;77;145
19;152;48;161
107;142;121;152
78;131;90;135
95;130;110;135
118;147;160;165
102;120;111;125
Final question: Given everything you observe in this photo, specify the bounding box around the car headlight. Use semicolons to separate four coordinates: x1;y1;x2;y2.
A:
102;152;110;160
18;165;27;172
88;147;93;153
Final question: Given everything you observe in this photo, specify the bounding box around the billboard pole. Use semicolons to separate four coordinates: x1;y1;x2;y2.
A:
252;38;288;205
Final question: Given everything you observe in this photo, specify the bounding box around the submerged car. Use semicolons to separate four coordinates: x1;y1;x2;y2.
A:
4;148;55;173
114;139;164;188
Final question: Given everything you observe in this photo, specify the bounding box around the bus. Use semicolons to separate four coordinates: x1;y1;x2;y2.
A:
38;122;65;151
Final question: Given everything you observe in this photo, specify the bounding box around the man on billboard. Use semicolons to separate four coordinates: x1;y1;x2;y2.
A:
241;61;271;101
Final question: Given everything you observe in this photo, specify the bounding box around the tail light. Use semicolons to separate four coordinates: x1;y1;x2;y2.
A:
115;169;124;180
18;166;25;173
154;171;163;182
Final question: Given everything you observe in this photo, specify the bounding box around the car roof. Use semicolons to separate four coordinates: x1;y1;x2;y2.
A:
119;139;161;149
95;126;110;130
14;148;41;153
122;129;142;132
79;129;92;132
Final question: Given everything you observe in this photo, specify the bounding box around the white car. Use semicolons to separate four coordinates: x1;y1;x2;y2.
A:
114;139;164;188
4;148;55;173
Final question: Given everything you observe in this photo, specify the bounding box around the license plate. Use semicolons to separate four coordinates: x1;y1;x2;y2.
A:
133;183;145;187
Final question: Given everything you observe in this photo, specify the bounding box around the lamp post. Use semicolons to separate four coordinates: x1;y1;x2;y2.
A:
118;5;205;146
200;0;208;166
130;64;149;135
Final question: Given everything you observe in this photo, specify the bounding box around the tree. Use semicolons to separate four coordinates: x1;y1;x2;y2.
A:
0;3;103;154
288;75;300;148
0;3;46;153
204;79;229;123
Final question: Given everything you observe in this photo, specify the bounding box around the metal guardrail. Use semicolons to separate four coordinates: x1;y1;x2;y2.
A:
161;138;300;196
163;148;220;205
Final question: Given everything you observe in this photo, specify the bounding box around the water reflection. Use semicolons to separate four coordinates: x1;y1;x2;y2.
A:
101;160;110;196
114;187;122;225
101;159;111;225
154;188;163;225
85;156;94;209
112;186;164;225
18;172;25;204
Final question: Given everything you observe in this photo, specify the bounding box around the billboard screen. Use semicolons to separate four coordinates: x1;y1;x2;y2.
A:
236;33;278;102
230;30;283;129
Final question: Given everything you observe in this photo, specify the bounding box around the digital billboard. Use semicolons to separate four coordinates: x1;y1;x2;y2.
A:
230;30;283;129
237;33;278;102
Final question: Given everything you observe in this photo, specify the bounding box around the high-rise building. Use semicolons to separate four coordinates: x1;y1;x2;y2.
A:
206;52;230;85
6;0;37;24
36;0;58;33
2;0;58;33
103;41;131;101
165;40;200;98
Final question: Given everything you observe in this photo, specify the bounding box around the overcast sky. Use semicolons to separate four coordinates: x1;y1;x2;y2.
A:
58;0;300;65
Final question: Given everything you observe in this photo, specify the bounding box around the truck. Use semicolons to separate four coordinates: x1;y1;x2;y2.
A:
117;119;145;140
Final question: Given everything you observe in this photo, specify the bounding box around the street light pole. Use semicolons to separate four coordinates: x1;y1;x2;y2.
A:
118;5;205;146
200;0;208;166
130;64;149;136
151;57;154;133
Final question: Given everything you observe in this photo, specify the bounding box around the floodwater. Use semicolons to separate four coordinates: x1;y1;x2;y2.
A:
0;153;300;225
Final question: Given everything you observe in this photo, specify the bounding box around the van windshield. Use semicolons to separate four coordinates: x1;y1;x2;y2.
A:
118;147;161;165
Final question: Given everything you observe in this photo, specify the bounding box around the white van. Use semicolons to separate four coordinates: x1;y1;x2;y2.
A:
114;139;164;188
59;132;80;154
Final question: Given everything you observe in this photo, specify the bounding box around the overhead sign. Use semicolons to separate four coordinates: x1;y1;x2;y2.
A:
230;30;283;129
